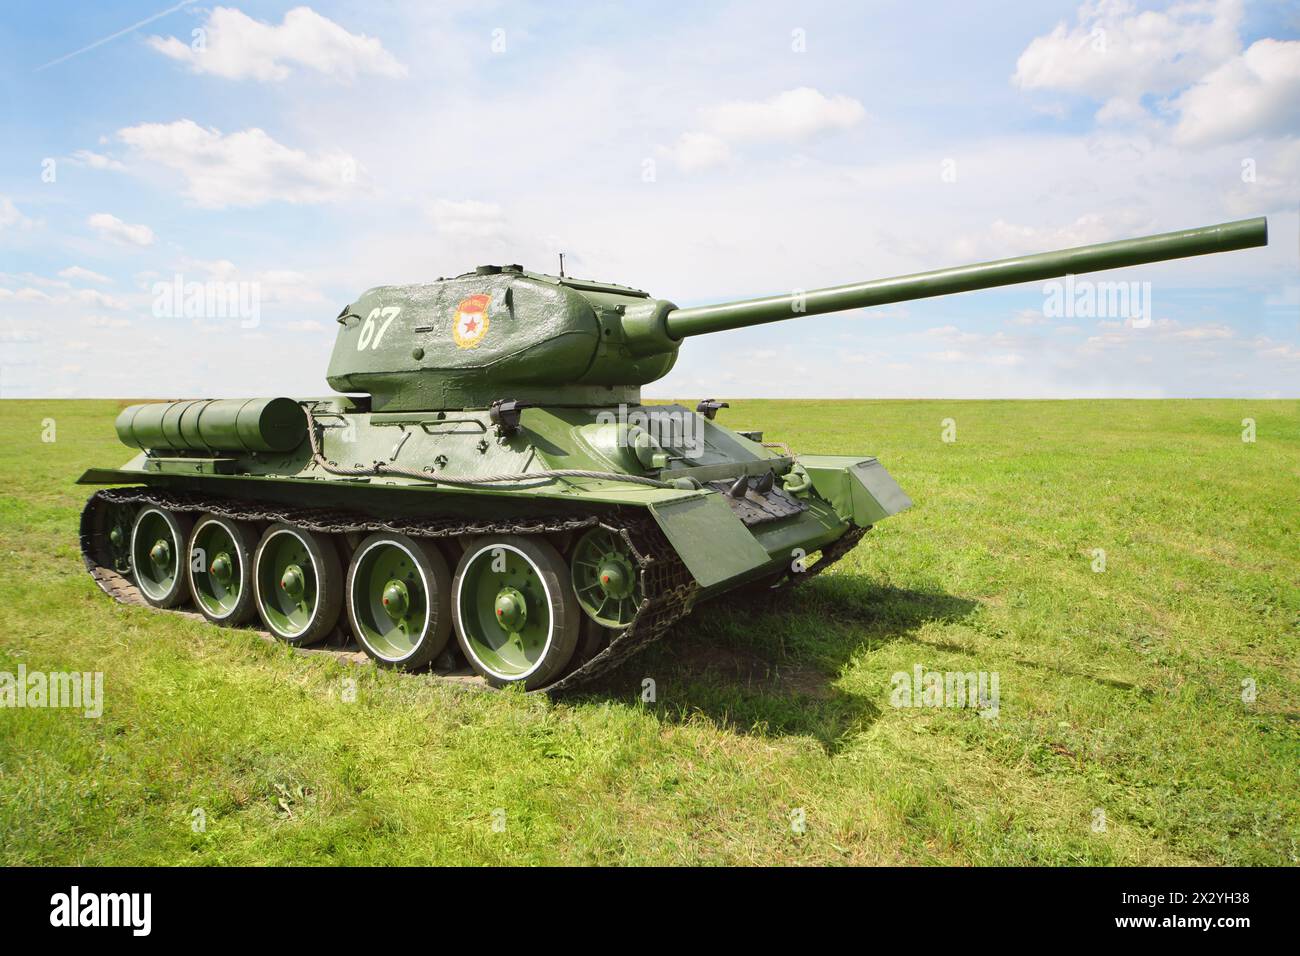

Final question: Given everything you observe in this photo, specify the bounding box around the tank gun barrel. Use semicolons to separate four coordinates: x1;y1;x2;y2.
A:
663;216;1268;339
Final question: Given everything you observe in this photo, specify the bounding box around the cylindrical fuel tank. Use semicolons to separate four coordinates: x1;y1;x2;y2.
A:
114;398;307;453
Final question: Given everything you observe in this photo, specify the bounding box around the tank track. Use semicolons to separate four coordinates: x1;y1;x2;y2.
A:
79;487;701;693
773;524;868;590
80;487;865;693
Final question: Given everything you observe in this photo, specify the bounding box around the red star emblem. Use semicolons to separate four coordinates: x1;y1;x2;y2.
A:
453;293;491;348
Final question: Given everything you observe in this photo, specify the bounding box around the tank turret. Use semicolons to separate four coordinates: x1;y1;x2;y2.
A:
326;266;676;410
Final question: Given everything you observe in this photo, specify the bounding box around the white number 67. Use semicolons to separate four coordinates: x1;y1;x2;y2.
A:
356;306;401;350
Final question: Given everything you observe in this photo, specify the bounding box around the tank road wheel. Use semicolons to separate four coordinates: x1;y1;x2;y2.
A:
570;526;643;629
452;535;580;689
347;532;452;670
130;507;193;608
104;502;136;574
187;515;258;626
253;523;343;646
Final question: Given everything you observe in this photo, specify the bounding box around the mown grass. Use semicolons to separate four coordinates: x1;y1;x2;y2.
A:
0;398;1296;865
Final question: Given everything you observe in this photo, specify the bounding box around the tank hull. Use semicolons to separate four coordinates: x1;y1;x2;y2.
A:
79;399;909;689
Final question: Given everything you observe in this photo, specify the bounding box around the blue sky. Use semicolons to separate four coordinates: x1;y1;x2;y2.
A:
1;0;1297;399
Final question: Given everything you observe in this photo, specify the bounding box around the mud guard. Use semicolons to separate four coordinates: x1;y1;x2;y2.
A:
647;493;772;588
798;456;912;526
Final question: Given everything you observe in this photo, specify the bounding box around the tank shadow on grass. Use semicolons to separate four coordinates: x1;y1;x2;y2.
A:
565;578;979;752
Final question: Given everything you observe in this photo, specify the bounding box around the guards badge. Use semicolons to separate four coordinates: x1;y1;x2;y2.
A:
452;294;491;349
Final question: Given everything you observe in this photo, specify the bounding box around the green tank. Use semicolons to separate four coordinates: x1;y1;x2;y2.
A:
79;217;1268;690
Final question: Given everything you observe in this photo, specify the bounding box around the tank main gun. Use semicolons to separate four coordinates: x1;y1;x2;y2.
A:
657;217;1268;339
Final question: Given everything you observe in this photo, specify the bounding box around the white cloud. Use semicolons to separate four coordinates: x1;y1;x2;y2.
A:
988;353;1026;366
148;5;406;83
427;199;508;238
1265;283;1300;309
1253;337;1300;361
85;314;132;329
70;149;125;171
1167;322;1234;340
0;196;35;231
2;287;55;302
165;260;327;308
704;87;866;143
59;266;113;285
1172;39;1300;145
1083;317;1236;349
75;289;128;310
1009;308;1049;326
0;271;66;289
0;282;128;310
170;258;329;306
286;320;326;332
661;87;865;170
1013;0;1243;104
258;270;329;305
117;120;360;208
0;324;40;344
660;132;732;171
87;213;155;246
949;212;1140;261
1094;95;1154;127
178;258;240;281
924;324;984;345
1015;2;1300;148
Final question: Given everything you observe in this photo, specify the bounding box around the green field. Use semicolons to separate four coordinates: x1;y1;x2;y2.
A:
0;398;1296;865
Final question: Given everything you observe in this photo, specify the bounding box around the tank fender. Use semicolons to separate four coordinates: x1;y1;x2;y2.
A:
647;493;771;588
798;456;912;526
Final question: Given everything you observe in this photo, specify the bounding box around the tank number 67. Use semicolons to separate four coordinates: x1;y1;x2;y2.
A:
356;306;402;350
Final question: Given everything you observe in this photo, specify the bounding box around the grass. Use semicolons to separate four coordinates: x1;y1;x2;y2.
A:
0;397;1296;865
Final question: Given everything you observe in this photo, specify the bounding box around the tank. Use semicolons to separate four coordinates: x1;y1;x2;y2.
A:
79;216;1269;690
